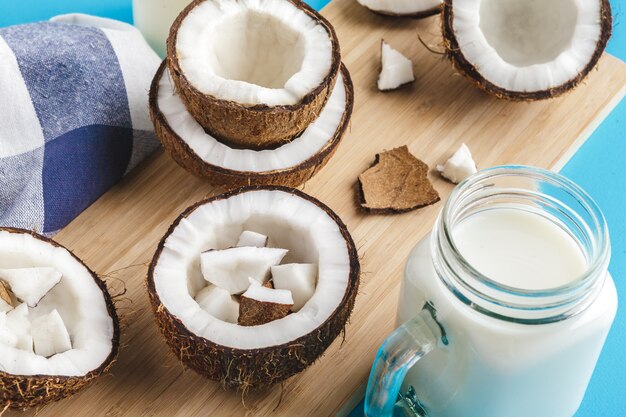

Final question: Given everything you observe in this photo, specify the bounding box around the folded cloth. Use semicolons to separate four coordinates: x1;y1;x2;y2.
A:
0;14;160;235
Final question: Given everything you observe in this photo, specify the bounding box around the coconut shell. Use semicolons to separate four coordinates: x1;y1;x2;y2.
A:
150;62;354;189
166;0;341;149
0;228;120;410
441;0;612;100
238;297;292;326
146;186;360;390
0;281;12;308
361;3;442;19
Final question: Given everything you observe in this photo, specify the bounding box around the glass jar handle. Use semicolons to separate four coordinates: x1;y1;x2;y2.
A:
364;308;442;417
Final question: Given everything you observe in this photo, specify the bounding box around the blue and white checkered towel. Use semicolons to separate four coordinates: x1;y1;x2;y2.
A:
0;14;160;235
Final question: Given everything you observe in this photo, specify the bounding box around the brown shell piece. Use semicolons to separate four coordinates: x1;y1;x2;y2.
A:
238;296;292;326
358;146;440;213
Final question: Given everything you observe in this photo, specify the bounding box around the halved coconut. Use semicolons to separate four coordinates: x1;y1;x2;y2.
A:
166;0;341;149
442;0;612;100
150;61;354;188
0;228;119;410
357;0;442;18
147;187;359;390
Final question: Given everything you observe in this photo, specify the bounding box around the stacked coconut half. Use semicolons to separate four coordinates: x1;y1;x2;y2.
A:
147;187;359;390
150;0;353;188
0;228;119;410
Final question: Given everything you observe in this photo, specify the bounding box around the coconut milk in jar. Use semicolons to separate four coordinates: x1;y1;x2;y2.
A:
133;0;191;57
365;165;617;417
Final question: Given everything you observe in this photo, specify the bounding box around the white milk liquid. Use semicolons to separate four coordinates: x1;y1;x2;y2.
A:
133;0;191;57
398;207;617;417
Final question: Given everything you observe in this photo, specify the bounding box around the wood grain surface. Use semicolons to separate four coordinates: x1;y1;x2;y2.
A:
9;0;626;415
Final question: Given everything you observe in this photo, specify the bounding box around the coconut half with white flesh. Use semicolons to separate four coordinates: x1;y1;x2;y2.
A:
442;0;612;100
151;62;354;188
147;187;359;390
357;0;442;18
0;228;119;410
167;0;341;149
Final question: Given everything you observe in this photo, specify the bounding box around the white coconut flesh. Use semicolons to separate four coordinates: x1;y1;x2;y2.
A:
153;189;351;350
200;246;288;294
357;0;441;15
453;0;603;91
243;280;294;305
0;231;114;376
175;0;333;106
236;230;268;248
437;143;477;184
378;41;415;91
157;68;347;173
0;267;62;307
195;285;240;323
271;263;317;312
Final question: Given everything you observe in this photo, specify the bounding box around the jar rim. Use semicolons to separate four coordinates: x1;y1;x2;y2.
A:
434;165;611;323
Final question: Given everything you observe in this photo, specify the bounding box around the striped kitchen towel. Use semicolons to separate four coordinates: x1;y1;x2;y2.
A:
0;14;160;235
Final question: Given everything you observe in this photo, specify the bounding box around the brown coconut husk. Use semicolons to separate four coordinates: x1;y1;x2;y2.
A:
0;228;120;411
150;62;354;189
146;186;360;391
441;0;612;101
238;296;292;326
166;0;341;149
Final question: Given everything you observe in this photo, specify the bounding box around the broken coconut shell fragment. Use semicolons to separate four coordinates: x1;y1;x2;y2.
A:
238;281;294;326
358;146;440;213
442;0;612;100
147;186;359;390
167;0;341;149
150;61;354;188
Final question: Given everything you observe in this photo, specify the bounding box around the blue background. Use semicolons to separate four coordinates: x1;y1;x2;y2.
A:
0;1;623;416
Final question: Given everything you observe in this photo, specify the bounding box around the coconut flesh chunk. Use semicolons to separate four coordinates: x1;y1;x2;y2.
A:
378;40;415;91
175;0;333;107
437;143;477;184
236;231;268;248
0;267;62;308
156;67;348;173
200;246;288;295
0;230;116;377
152;188;355;350
445;0;610;97
357;0;441;16
195;285;240;323
31;309;72;358
271;263;317;312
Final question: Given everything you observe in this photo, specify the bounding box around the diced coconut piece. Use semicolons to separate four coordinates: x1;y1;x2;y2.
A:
31;309;72;358
236;231;268;248
378;40;415;91
0;267;62;307
271;264;317;312
239;283;294;326
436;143;478;184
6;303;33;352
0;281;13;313
0;312;18;348
200;247;288;295
195;285;240;323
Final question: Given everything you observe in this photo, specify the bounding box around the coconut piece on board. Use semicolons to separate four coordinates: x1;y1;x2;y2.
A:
378;40;415;91
238;280;294;326
358;146;440;213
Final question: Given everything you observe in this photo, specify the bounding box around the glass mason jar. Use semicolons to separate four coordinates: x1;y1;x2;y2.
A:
365;166;617;417
132;0;192;57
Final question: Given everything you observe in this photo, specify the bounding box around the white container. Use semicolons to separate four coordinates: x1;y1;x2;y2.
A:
133;0;191;57
365;166;617;417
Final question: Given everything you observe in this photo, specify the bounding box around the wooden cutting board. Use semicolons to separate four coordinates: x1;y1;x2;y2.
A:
8;0;626;415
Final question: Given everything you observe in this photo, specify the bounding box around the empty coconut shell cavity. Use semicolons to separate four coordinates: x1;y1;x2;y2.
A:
357;0;442;18
442;0;612;100
150;61;354;188
167;0;341;148
0;228;119;410
147;187;359;390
